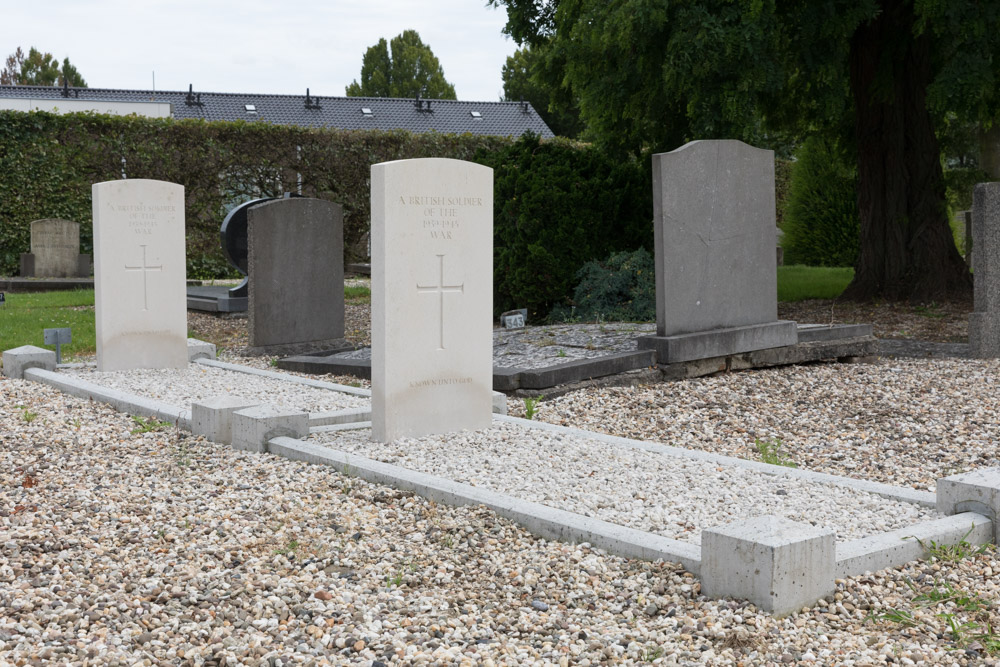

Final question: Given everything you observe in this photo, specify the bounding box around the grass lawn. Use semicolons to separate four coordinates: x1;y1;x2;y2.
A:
0;289;97;359
777;265;853;302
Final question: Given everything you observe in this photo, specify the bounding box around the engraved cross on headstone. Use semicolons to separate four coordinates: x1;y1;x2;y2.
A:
124;244;163;311
416;254;464;350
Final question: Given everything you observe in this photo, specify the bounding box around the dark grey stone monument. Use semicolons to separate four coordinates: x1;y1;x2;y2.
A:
246;197;348;355
638;140;797;363
969;183;1000;357
20;219;91;278
186;197;279;313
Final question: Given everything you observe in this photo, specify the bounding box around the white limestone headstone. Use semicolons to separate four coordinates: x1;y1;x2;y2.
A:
371;158;493;442
92;179;187;371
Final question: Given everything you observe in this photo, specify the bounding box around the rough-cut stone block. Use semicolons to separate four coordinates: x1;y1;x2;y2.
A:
2;345;57;379
187;338;216;361
371;158;493;441
492;391;507;415
231;405;309;453
937;468;1000;529
638;321;797;364
970;183;1000;357
191;396;260;445
701;516;835;616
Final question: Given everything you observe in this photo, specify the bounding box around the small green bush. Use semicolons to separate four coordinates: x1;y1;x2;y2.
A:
781;137;860;267
551;248;655;322
477;133;652;319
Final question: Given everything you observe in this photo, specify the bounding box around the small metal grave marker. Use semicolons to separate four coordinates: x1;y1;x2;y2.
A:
501;308;527;329
43;327;72;363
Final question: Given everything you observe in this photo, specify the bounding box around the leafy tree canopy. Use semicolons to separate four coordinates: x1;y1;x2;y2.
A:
2;47;87;87
501;46;583;138
488;0;1000;301
346;30;456;100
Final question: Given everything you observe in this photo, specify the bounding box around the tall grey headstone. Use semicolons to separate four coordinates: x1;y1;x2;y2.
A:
246;197;346;355
20;219;90;277
969;183;1000;357
638;140;797;363
371;158;493;442
92;179;188;371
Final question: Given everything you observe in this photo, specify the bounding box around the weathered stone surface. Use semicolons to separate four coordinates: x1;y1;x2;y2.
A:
247;197;345;354
969;183;1000;357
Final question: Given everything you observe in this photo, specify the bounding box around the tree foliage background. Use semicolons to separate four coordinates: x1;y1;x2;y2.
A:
488;0;1000;301
346;30;456;99
1;46;87;86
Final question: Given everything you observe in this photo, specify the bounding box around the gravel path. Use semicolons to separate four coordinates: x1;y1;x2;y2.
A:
7;330;1000;663
310;421;937;544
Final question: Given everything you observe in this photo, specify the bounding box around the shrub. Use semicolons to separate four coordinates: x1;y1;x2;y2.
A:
550;247;655;322
477;133;652;319
781;137;860;267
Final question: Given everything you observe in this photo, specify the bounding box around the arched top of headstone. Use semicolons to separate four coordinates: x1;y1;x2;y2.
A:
220;197;279;276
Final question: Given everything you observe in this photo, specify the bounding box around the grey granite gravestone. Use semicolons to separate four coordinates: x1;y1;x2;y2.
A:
19;219;91;277
638;140;797;363
969;183;1000;357
245;197;347;355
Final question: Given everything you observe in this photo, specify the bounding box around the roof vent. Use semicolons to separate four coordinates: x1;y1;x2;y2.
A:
519;97;530;114
470;111;482;119
361;107;373;116
244;104;257;113
185;84;204;107
304;88;322;110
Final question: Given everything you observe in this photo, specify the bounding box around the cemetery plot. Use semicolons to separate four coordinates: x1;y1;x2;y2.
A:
308;420;939;545
59;363;369;414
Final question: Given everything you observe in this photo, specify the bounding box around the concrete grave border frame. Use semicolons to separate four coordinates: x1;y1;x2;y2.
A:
5;342;996;615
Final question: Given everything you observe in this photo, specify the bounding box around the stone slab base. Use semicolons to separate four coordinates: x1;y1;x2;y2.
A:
796;323;873;343
969;312;1000;358
186;285;248;313
638;320;798;363
244;338;356;358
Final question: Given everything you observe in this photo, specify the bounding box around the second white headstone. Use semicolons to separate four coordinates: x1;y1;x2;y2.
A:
93;179;187;371
371;158;493;442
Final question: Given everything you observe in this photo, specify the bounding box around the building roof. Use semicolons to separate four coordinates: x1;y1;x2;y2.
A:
0;84;555;139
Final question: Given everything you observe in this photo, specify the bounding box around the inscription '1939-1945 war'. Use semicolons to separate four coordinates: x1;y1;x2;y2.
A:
409;377;473;389
399;195;484;240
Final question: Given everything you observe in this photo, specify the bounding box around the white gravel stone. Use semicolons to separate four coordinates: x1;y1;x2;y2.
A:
309;420;938;544
60;362;369;414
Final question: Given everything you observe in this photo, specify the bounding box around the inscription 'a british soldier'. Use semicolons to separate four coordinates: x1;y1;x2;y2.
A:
398;194;484;240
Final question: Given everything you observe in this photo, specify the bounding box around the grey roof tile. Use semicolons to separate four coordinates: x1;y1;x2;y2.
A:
0;84;554;138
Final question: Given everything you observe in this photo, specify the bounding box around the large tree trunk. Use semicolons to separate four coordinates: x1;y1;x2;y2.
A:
842;0;972;302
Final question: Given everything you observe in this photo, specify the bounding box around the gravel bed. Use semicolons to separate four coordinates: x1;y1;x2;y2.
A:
4;373;1000;665
59;363;370;413
310;421;937;544
523;357;1000;493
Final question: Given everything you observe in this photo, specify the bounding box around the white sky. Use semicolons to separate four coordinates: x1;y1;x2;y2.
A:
3;0;517;102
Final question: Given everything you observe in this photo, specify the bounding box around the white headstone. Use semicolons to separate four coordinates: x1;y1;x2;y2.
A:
371;158;493;442
92;179;187;371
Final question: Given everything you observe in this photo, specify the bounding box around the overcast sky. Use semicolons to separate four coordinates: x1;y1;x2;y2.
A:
4;0;517;102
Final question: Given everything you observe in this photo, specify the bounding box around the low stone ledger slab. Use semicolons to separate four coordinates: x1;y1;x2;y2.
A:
638;320;798;364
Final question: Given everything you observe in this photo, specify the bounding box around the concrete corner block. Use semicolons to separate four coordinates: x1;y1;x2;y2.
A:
701;516;835;616
191;396;260;445
3;345;57;379
492;391;508;416
187;338;217;361
937;468;1000;530
231;405;309;453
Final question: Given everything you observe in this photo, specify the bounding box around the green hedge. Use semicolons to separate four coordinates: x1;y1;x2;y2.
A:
477;133;653;318
781;137;860;267
0;111;508;277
